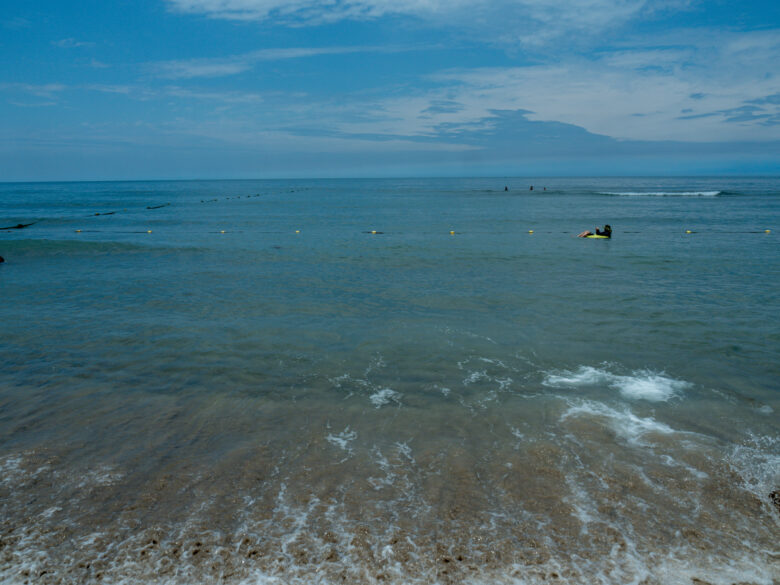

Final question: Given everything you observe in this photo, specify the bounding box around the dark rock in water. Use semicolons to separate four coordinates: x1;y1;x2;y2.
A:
770;490;780;513
0;256;4;263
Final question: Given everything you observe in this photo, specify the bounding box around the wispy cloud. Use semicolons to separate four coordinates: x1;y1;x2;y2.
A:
84;84;135;95
0;83;67;98
152;45;390;78
155;58;251;79
410;29;780;143
52;38;95;48
166;0;692;46
7;100;59;108
2;17;30;29
1;83;67;108
261;28;775;145
164;86;265;103
81;83;265;105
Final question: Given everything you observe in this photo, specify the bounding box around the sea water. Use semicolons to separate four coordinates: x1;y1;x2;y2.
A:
0;177;778;584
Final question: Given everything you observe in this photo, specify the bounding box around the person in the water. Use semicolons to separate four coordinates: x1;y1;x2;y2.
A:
578;224;612;238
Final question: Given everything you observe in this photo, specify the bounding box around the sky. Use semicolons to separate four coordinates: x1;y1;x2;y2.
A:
1;0;779;180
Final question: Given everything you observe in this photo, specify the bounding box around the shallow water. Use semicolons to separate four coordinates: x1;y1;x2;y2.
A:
1;177;778;584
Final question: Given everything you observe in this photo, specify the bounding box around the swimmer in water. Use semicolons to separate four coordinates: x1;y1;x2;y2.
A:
578;224;612;238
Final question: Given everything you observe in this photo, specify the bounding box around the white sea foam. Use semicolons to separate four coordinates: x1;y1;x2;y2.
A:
616;371;690;401
496;377;513;391
561;400;676;445
329;373;351;387
458;355;514;396
601;190;721;197
38;506;62;520
230;547;778;585
727;434;780;514
76;465;123;488
564;477;600;533
395;441;414;462
368;449;396;489
544;365;690;402
463;370;489;385
2;452;777;585
659;454;709;480
325;426;357;460
478;357;508;368
369;387;401;408
364;354;386;376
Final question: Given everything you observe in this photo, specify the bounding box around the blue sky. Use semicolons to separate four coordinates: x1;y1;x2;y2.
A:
1;0;779;180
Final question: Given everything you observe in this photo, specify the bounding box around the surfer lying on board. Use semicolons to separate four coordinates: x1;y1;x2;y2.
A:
578;224;612;238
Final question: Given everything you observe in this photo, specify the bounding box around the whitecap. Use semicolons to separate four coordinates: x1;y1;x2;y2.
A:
727;434;780;511
600;191;721;197
463;370;488;385
326;427;357;454
369;387;401;408
615;371;690;401
543;365;690;402
561;400;676;445
544;365;608;388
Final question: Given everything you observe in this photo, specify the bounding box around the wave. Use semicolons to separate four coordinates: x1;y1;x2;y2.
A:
543;365;690;401
560;399;677;445
728;433;780;516
599;191;721;197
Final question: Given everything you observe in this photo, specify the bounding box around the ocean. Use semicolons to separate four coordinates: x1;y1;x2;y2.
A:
0;177;778;584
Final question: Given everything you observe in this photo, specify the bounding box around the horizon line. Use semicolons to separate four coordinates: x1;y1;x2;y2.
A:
3;173;780;184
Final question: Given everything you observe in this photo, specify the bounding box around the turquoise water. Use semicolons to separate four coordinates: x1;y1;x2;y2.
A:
1;177;778;584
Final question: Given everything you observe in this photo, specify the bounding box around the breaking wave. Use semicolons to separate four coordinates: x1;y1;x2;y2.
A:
543;365;691;402
600;191;721;197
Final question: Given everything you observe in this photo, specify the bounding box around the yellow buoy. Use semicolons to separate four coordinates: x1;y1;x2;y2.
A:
685;230;692;234
371;230;377;234
147;230;152;234
220;230;226;234
450;230;455;235
75;229;82;233
765;229;771;234
528;230;534;234
295;230;300;234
